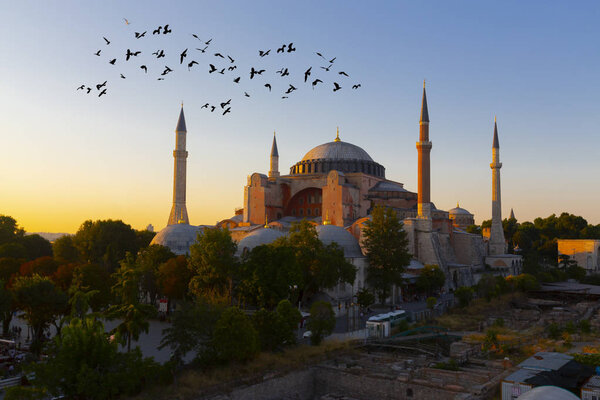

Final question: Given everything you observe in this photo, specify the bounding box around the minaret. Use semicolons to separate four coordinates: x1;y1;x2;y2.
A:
416;81;432;218
268;132;279;179
167;105;190;225
489;117;506;255
509;208;516;220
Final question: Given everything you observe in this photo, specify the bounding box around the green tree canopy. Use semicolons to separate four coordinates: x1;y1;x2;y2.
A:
135;244;175;304
363;206;411;303
189;228;238;303
52;235;79;263
0;215;24;245
73;219;138;271
415;264;446;296
157;255;194;301
307;301;335;345
20;234;53;260
212;307;259;362
71;263;113;311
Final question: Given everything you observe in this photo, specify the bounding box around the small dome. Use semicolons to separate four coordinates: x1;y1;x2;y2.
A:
237;228;285;254
449;204;473;216
150;224;203;255
517;386;579;400
315;225;363;258
302;141;374;162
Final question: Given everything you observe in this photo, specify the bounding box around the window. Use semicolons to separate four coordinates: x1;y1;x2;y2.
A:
315;208;320;216
299;208;304;216
292;209;296;216
299;198;304;205
307;208;312;216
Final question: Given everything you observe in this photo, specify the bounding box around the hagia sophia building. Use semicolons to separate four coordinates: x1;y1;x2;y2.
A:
151;83;522;305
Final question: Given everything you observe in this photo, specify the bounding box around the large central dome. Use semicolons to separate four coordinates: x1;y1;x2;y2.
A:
290;135;385;178
302;141;374;162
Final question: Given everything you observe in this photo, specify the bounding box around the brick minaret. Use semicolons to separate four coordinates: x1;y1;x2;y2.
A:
488;117;506;255
167;105;190;225
268;132;279;179
416;81;432;218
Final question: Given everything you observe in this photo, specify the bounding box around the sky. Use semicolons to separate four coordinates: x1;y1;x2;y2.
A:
0;1;599;234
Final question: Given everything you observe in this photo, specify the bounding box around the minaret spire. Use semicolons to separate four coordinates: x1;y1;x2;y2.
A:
168;105;190;225
268;131;280;179
489;116;506;255
417;81;432;218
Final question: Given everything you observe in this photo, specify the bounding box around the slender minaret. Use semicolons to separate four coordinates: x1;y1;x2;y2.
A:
268;132;279;179
510;208;515;220
167;105;190;225
488;117;506;255
416;80;432;218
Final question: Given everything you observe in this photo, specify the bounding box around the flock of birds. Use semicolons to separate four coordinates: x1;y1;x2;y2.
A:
77;19;362;115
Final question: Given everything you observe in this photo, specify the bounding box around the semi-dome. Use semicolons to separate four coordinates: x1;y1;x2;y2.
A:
315;224;363;258
237;228;285;255
150;224;203;255
290;134;385;178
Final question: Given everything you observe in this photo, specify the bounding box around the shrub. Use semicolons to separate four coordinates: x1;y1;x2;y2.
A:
433;358;460;371
546;322;562;340
307;301;335;345
455;286;474;308
213;307;259;362
579;319;592;334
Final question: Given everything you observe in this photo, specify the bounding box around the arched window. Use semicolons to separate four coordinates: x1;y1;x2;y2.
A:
299;208;304;216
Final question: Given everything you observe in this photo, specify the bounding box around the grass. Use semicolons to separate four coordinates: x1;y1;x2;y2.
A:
131;340;353;400
434;293;526;331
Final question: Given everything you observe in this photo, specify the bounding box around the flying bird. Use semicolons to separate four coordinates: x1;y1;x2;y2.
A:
188;60;198;70
218;68;225;74
99;89;107;97
96;81;107;90
180;49;188;64
287;42;296;52
152;50;165;58
333;82;342;92
316;52;326;60
329;57;336;63
208;64;217;73
220;99;231;109
123;18;130;25
320;64;333;72
352;84;361;89
276;68;289;76
285;84;297;94
227;55;235;63
311;79;323;89
259;49;271;57
134;31;146;39
153;26;162;35
103;37;110;45
233;76;240;83
157;77;164;80
86;87;92;94
205;38;212;45
277;44;286;53
210;106;216;112
94;50;101;56
244;92;250;97
161;66;173;75
201;103;209;109
76;85;85;90
140;65;147;73
250;67;265;79
196;46;208;53
228;66;237;71
304;67;312;82
214;53;225;58
264;83;271;91
120;74;126;79
192;34;202;40
125;49;141;61
338;71;349;77
281;96;288;99
163;24;172;34
223;107;231;115
109;58;116;65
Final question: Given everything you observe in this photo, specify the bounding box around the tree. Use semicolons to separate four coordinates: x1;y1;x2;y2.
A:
0;242;27;259
0;215;24;245
363;206;411;303
454;286;474;308
136;244;175;305
212;307;259;362
159;301;223;366
71;263;113;311
20;234;53;260
157;255;193;301
355;287;375;311
307;301;335;345
13;275;68;353
73;219;138;271
253;308;286;351
240;244;302;308
106;258;156;352
276;299;301;345
415;265;446;296
0;281;13;336
426;296;437;318
273;221;356;304
30;318;165;400
466;225;482;235
135;229;156;250
189;228;238;303
52;263;76;292
0;258;19;336
52;235;79;263
20;256;58;277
